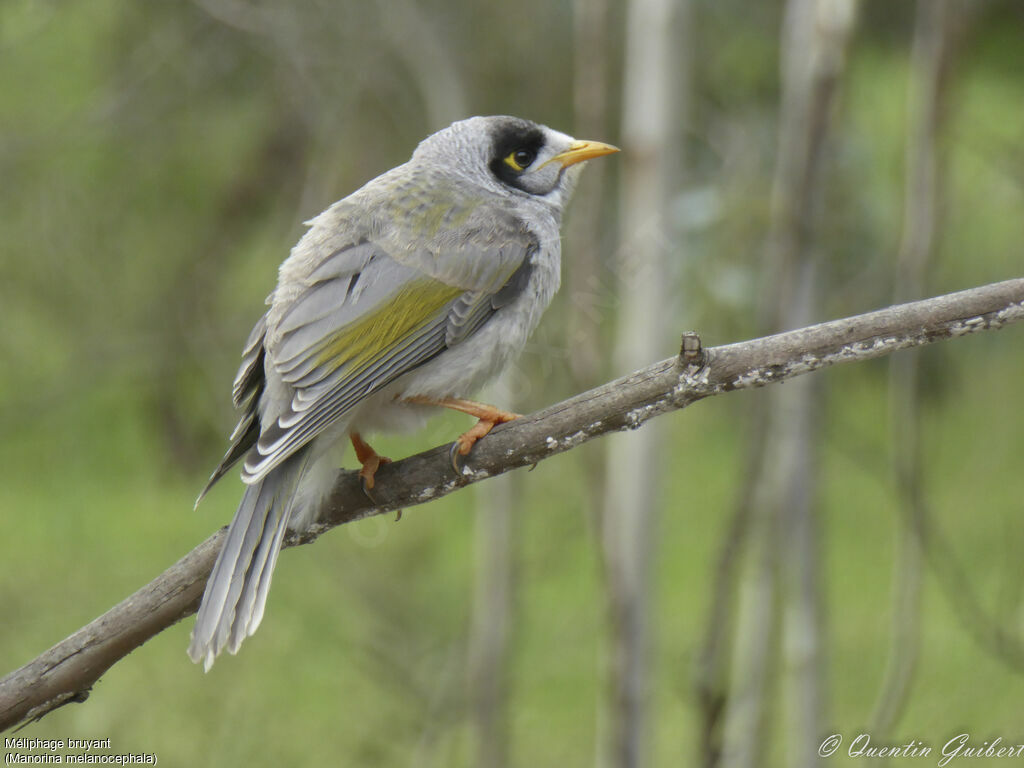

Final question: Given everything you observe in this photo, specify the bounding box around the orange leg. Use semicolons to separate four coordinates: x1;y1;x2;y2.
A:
349;432;391;490
402;395;520;456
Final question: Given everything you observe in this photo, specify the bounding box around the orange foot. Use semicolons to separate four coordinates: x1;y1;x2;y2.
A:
349;432;391;492
402;396;520;470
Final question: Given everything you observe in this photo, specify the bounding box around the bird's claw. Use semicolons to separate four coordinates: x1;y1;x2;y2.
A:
359;474;379;504
449;441;465;474
351;431;391;502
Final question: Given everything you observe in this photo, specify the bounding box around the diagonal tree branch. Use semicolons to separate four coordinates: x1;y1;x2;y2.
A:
1;276;1022;732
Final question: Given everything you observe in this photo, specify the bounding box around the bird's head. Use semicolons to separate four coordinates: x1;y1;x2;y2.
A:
412;115;619;213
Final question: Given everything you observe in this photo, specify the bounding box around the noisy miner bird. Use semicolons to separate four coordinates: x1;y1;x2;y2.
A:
188;115;618;670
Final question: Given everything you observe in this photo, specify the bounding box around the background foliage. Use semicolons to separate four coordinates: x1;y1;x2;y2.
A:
1;0;1022;765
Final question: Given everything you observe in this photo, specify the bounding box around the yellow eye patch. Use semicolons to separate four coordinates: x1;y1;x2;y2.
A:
503;149;535;172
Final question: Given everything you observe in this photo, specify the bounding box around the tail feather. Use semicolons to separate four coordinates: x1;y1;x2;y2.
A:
248;508;290;635
188;450;308;671
229;495;291;651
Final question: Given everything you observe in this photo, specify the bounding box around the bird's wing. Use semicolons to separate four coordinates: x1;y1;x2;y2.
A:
195;315;268;504
232;200;537;484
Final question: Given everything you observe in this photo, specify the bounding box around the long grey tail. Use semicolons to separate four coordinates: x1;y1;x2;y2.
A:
188;450;309;671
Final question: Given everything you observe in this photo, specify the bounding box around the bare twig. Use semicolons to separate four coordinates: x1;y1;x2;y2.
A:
1;277;1022;732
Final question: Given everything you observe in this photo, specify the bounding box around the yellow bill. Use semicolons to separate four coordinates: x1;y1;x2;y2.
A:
545;140;620;169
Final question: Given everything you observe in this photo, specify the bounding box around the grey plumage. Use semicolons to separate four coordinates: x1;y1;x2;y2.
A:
189;116;617;669
191;451;307;669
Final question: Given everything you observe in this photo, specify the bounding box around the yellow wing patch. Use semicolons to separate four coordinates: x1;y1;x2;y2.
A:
315;278;464;375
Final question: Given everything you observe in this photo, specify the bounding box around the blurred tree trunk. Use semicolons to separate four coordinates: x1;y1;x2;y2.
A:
598;0;688;766
718;2;857;767
568;0;613;391
568;0;616;589
872;0;956;737
377;0;469;131
468;376;519;768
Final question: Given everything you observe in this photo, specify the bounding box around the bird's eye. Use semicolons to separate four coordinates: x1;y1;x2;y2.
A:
503;148;536;172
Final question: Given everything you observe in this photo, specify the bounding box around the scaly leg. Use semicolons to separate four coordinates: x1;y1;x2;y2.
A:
402;395;520;465
349;432;391;491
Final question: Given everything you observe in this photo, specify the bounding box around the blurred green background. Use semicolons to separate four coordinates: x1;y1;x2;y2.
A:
1;0;1023;765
